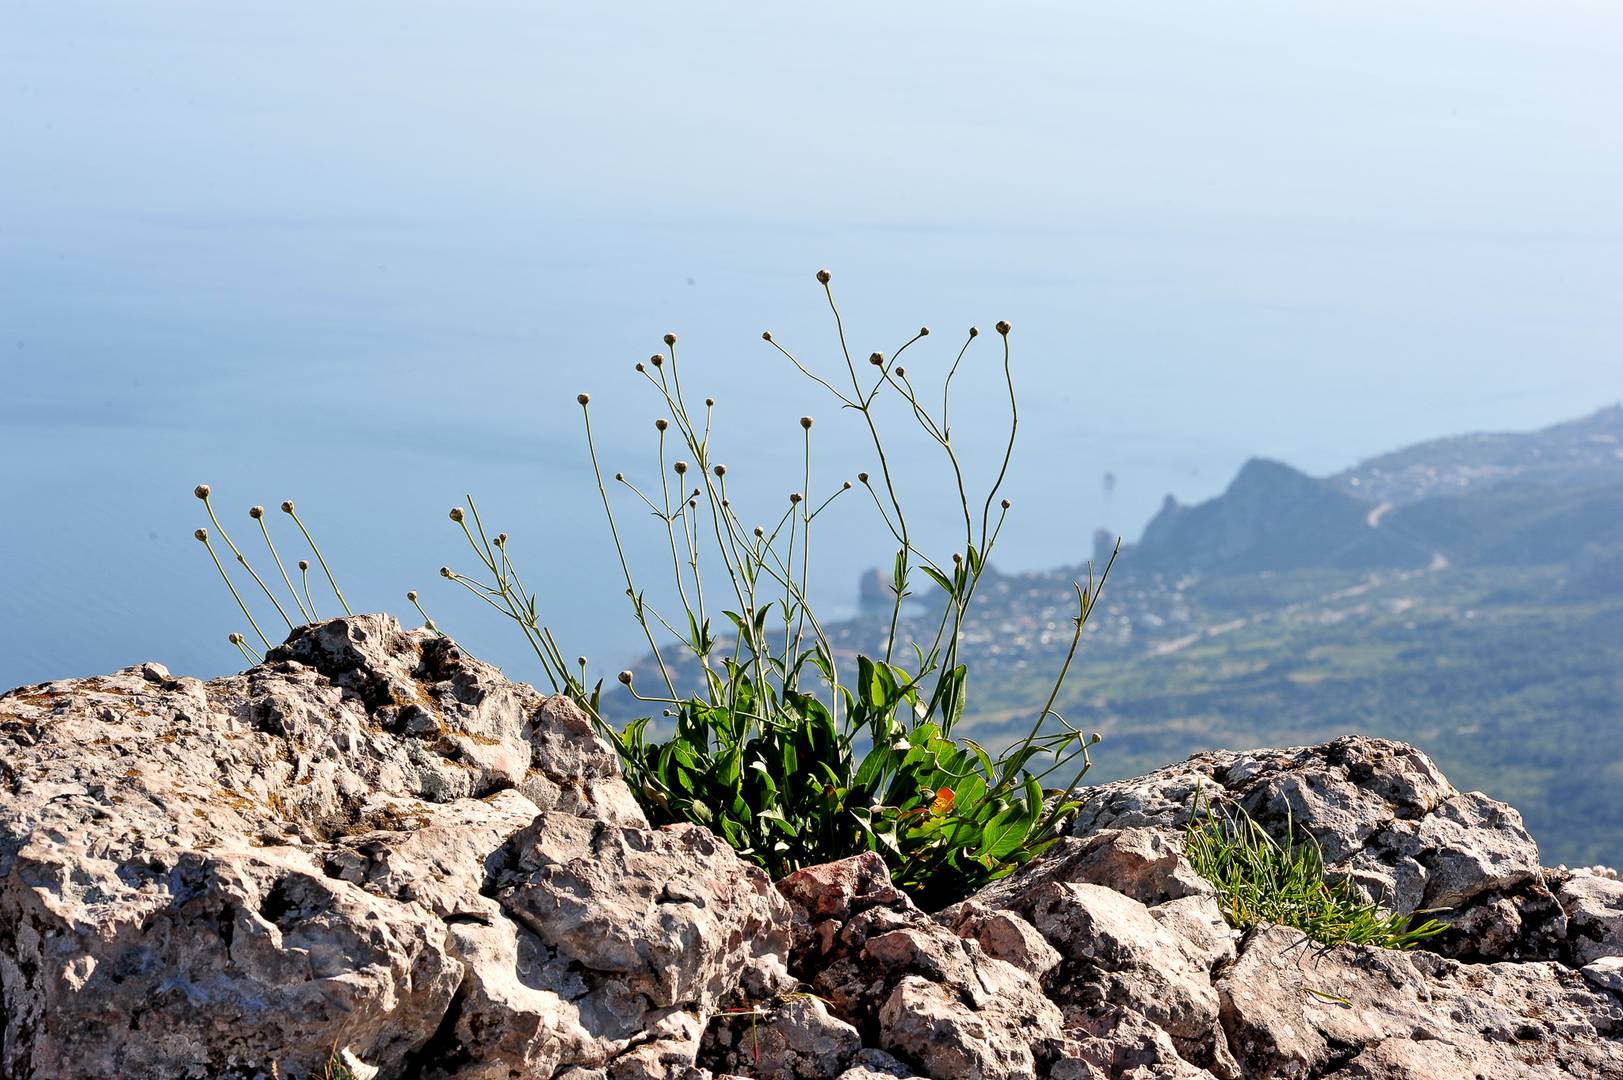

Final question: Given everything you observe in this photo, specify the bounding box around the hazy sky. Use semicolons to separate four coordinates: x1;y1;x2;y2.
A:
2;1;1620;685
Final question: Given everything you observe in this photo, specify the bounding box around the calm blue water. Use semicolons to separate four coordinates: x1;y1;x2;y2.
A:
3;2;1621;690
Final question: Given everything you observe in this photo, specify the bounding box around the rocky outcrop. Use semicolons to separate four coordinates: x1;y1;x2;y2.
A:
2;618;1620;1079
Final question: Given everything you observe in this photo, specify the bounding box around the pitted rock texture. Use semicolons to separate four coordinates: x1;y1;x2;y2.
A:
0;615;786;1080
4;632;1622;1080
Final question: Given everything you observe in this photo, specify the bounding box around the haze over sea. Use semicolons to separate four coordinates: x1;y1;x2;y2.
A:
3;1;1620;691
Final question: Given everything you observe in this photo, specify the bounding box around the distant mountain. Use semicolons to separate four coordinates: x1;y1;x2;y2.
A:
1330;404;1623;505
1131;458;1432;575
1129;406;1623;578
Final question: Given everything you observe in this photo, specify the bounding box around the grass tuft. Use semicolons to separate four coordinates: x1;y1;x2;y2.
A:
1184;795;1447;950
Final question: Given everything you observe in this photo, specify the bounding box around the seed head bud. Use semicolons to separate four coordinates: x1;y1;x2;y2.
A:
449;507;464;523
1001;498;1011;509
952;552;963;564
576;393;590;406
721;498;730;508
705;397;715;407
1091;731;1102;743
407;590;418;602
919;326;930;336
618;670;633;685
635;362;645;373
969;326;980;338
858;472;870;484
790;492;802;504
298;559;309;571
761;330;773;341
281;500;295;513
800;415;814;429
663;332;676;346
869;352;883;366
194;528;208;542
713;464;726;477
674;460;688;475
894;366;905;377
655;418;669;431
996;320;1011;336
439;566;452;578
688;496;698;508
754;526;764;537
229;632;244;644
248;505;264;519
194;484;211;499
650;353;664;367
614;472;624;482
577;656;587;667
495;533;507;546
815;269;831;284
843;480;853;490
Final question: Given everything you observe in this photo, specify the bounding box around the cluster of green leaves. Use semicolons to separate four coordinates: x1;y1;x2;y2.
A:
432;273;1113;907
1184;795;1447;949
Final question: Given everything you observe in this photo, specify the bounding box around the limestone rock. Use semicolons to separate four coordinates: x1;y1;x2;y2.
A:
1560;872;1623;966
0;615;783;1080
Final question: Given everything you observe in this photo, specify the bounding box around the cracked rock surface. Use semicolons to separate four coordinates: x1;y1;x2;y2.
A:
3;619;1621;1079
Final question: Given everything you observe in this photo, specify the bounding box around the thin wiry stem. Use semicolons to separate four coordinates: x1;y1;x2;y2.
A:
256;513;310;623
285;504;351;615
201;496;293;630
580;400;677;698
199;534;272;649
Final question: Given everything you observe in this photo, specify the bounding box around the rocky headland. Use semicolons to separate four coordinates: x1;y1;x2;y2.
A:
1;614;1619;1079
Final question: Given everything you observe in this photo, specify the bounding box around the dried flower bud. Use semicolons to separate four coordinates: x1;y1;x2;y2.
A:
858;472;870;484
969;326;980;338
713;464;727;477
407;590;418;602
618;670;634;685
281;500;295;513
495;533;507;546
721;498;729;508
869;352;883;366
789;492;802;504
800;416;814;429
194;484;211;499
577;656;588;667
229;632;244;644
843;480;853;490
655;418;669;431
298;559;309;571
761;330;773;341
688;497;698;509
194;528;208;542
635;362;645;373
449;507;465;523
816;269;831;284
754;526;764;537
1091;731;1103;743
996;320;1011;336
576;393;590;406
663;332;676;346
674;460;688;475
952;552;963;564
614;472;624;482
248;505;263;519
439;566;452;578
705;397;715;407
894;366;905;377
919;326;930;336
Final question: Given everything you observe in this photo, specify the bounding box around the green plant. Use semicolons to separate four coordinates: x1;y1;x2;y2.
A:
1184;793;1447;949
438;271;1115;908
194;271;1116;909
